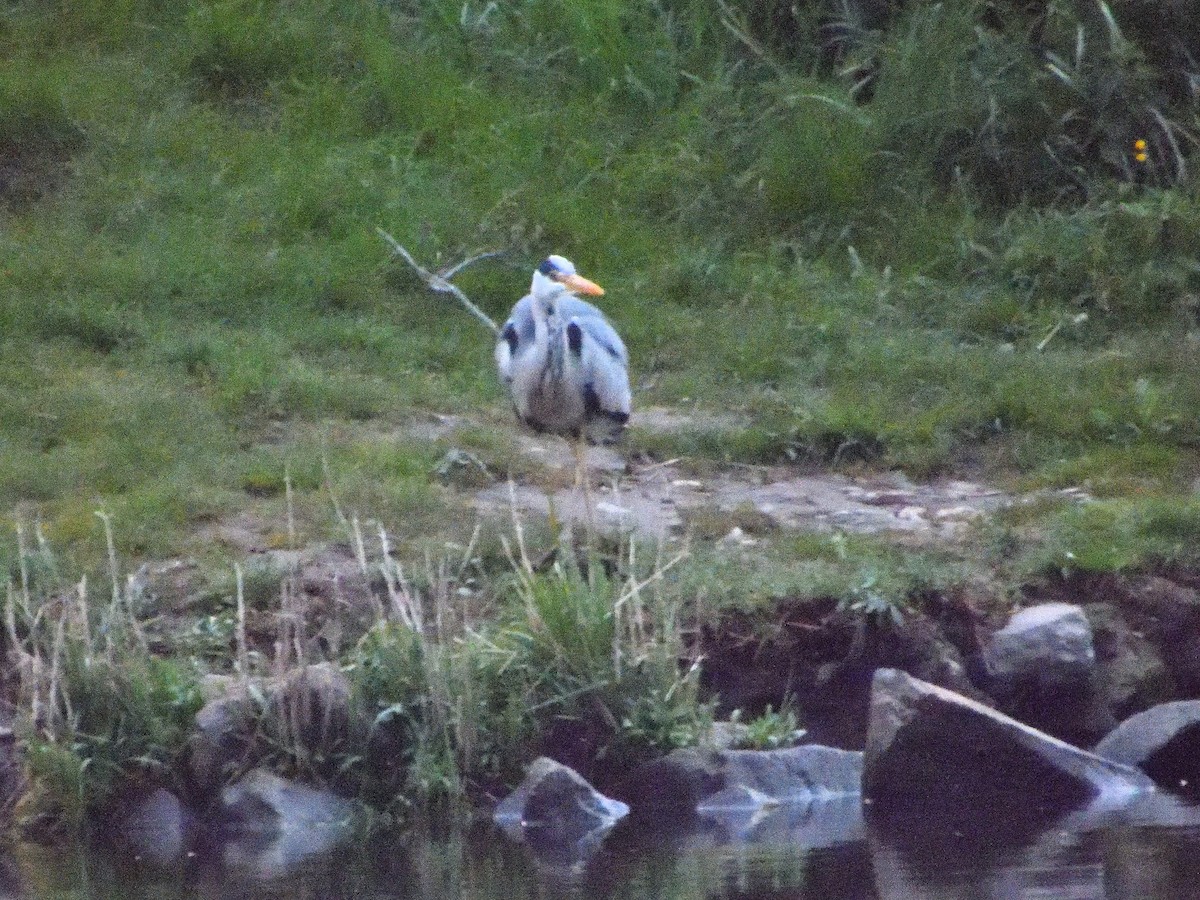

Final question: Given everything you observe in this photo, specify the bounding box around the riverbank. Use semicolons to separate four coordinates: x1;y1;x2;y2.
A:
6;469;1200;840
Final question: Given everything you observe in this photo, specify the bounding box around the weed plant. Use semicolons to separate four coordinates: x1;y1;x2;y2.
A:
350;510;707;803
6;516;202;828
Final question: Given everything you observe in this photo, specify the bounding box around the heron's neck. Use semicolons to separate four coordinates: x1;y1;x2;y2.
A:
531;293;565;378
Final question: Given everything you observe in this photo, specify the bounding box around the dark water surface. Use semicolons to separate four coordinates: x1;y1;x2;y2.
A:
16;794;1200;899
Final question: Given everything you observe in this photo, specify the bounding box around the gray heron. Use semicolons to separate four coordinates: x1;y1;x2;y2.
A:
495;255;631;509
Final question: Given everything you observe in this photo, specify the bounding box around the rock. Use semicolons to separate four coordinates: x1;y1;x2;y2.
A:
864;668;1152;839
1094;700;1200;796
267;662;355;763
720;745;863;800
219;768;354;835
618;744;862;828
1120;576;1200;694
217;769;355;876
188;688;259;807
190;664;358;805
985;602;1095;681
494;757;629;833
110;787;189;864
982;602;1115;745
493;757;628;868
704;794;865;849
1084;602;1175;720
696;784;778;814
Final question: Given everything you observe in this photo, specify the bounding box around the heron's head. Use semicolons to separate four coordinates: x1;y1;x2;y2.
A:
531;255;605;301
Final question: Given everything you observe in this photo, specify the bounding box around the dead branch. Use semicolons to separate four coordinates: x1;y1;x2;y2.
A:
376;228;502;336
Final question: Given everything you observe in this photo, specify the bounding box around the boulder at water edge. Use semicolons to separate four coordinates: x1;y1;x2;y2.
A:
494;756;629;835
217;768;355;876
1095;700;1200;796
219;767;354;836
109;787;190;864
493;757;629;868
982;602;1115;745
864;668;1153;838
619;744;862;828
187;679;259;808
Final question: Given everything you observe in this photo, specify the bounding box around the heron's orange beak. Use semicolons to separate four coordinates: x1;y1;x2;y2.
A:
560;273;605;296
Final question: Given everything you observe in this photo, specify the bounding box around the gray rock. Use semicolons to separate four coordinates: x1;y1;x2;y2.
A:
267;662;355;760
620;744;862;827
1094;700;1200;795
190;664;358;806
113;787;189;864
983;602;1115;744
494;757;628;834
721;745;863;800
864;668;1153;836
695;784;779;814
985;602;1095;681
188;689;258;806
217;769;355;876
219;768;354;835
494;758;628;870
1085;602;1175;719
703;793;865;849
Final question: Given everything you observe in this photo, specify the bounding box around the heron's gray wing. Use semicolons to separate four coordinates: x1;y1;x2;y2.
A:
507;295;537;342
568;314;631;444
495;294;535;384
559;299;628;365
553;295;606;321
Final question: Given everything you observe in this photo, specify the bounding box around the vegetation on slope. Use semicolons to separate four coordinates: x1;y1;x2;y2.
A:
2;0;1200;823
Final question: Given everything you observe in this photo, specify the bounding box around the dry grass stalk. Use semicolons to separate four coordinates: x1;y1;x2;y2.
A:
234;563;250;684
377;524;423;634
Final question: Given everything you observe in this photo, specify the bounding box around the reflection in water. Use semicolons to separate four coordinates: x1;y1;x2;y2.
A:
14;796;1200;899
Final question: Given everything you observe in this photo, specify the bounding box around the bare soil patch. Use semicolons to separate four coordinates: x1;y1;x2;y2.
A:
448;409;1085;543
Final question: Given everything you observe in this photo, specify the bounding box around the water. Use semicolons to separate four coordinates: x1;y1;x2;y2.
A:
15;793;1200;899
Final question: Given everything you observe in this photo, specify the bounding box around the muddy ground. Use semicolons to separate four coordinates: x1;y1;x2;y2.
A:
456;407;1087;541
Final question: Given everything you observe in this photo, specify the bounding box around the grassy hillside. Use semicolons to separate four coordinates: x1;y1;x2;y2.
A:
4;0;1200;572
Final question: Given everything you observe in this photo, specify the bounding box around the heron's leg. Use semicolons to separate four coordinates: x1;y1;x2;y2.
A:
572;438;584;490
571;435;595;539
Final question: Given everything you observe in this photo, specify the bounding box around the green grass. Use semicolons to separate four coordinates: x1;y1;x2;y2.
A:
350;530;704;799
6;0;1200;829
0;0;1194;573
0;0;1194;566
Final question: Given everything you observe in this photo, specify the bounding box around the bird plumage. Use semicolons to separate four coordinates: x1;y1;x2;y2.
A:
495;256;631;445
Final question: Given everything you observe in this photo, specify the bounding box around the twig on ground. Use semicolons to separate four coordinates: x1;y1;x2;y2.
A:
376;228;502;336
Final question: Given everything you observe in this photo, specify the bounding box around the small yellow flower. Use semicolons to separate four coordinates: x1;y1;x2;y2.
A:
1134;138;1148;163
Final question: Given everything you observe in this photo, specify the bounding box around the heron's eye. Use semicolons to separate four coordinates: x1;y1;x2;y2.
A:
536;259;560;276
